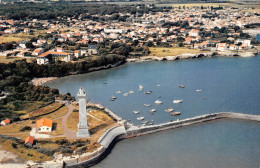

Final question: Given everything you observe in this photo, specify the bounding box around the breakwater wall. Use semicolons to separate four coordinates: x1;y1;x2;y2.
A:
63;112;259;168
125;112;260;138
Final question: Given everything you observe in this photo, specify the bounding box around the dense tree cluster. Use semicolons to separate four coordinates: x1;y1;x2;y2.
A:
0;55;125;121
0;3;170;20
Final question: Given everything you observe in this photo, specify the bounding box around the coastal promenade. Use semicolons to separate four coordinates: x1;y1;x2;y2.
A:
65;111;260;168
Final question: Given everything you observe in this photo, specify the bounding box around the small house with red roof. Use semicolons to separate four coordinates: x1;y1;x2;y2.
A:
1;118;10;126
24;136;34;147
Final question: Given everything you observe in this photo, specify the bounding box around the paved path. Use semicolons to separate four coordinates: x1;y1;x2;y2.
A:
60;104;77;139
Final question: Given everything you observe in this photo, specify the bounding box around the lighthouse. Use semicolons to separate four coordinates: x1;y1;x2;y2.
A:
76;87;90;138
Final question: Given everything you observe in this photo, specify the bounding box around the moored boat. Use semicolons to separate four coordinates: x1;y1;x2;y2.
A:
149;109;156;112
110;96;116;101
154;100;163;104
123;93;129;96
165;108;174;112
133;111;140;114
116;91;121;94
144;104;151;107
171;112;181;116
129;90;134;94
137;117;145;120
172;99;183;103
196;90;202;92
139;85;143;91
179;85;185;88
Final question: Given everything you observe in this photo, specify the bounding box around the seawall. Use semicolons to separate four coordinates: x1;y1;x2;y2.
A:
64;112;260;168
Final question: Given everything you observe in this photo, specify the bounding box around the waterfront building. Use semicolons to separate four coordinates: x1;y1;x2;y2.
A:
77;87;90;138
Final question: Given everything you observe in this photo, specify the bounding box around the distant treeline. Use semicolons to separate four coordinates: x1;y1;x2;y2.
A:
0;3;170;20
0;54;125;121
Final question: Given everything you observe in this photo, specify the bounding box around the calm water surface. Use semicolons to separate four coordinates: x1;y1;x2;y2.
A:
46;55;260;168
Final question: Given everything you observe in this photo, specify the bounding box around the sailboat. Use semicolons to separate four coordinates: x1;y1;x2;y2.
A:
139;85;143;91
171;103;181;116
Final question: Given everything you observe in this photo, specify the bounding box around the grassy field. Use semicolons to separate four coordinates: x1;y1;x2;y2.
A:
0;56;34;63
0;120;32;133
0;138;53;162
42;106;69;120
50;119;64;136
20;102;64;120
148;47;205;57
0;29;48;44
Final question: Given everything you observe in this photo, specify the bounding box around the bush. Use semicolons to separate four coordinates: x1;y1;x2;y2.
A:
20;126;31;132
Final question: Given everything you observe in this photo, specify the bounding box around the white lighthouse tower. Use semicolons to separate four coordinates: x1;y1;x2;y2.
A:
77;87;90;138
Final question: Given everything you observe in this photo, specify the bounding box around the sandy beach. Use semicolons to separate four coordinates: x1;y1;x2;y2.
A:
30;77;58;86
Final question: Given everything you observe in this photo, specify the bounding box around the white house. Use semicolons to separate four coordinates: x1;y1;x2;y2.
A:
36;118;53;133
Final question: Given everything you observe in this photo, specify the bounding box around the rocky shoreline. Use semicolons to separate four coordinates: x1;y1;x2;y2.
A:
127;51;259;62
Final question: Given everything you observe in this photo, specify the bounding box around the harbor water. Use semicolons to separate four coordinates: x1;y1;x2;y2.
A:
45;55;260;168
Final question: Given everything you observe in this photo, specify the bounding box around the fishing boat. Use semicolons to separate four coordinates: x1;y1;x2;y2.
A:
179;85;185;88
110;97;116;101
116;91;121;94
173;99;183;103
144;104;151;107
149;109;156;112
123;93;129;96
171;112;181;116
139;85;143;91
196;90;202;92
137;117;145;121
133;111;140;114
129;90;134;94
154;100;163;104
165;108;174;112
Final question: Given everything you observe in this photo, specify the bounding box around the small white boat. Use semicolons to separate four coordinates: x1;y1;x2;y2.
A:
157;84;160;87
165;108;174;112
196;90;202;92
149;109;156;112
179;85;185;88
139;85;143;91
144;91;152;94
154;100;163;104
144;104;151;107
110;97;116;101
137;117;145;120
173;99;183;104
116;91;121;94
123;93;129;96
133;111;140;114
129;90;134;94
142;121;149;124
